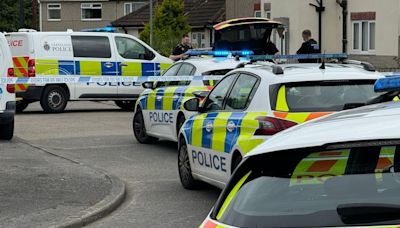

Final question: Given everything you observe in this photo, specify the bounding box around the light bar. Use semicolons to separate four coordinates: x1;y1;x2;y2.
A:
250;53;348;61
374;76;400;92
185;50;254;57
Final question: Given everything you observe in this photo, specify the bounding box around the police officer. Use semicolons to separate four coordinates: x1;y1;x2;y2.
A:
297;29;320;63
169;34;193;61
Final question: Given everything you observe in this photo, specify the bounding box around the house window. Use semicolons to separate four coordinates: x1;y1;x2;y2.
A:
353;21;375;53
81;3;102;21
47;3;61;21
264;3;271;19
254;11;261;17
124;2;147;16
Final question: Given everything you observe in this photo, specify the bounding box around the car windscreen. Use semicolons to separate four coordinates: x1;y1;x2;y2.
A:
214;141;400;227
270;80;381;112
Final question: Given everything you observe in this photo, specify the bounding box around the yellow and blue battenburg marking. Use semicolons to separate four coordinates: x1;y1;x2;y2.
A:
138;86;211;111
183;112;264;154
35;60;170;76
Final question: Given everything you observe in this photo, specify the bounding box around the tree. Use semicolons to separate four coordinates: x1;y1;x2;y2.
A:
0;0;32;32
140;0;191;56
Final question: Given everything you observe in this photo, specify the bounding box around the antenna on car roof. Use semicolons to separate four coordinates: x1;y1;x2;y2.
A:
319;51;326;70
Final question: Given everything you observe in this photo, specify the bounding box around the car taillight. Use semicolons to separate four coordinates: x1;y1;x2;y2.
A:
7;67;15;93
28;59;35;77
254;116;297;135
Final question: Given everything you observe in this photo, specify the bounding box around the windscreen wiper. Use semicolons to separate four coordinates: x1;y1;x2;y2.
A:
366;91;400;105
337;203;400;224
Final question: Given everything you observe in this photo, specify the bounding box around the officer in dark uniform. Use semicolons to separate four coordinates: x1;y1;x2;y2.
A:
297;29;320;63
169;34;193;61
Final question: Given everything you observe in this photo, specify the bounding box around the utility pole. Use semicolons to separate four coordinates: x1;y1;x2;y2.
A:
337;0;348;53
150;0;153;46
19;0;25;29
309;0;325;50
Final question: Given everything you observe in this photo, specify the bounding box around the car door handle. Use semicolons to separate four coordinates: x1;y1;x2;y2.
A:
227;121;236;132
120;63;128;67
104;62;114;68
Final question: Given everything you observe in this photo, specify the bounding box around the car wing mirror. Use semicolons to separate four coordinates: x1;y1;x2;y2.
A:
142;81;154;89
183;98;200;112
192;91;209;99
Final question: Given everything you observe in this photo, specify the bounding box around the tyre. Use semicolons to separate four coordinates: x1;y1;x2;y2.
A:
178;137;201;189
133;108;158;144
231;153;243;173
0;119;14;140
16;101;29;112
40;85;68;113
115;100;135;111
176;114;186;137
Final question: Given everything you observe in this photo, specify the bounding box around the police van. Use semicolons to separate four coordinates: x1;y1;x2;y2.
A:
6;30;172;113
0;33;15;140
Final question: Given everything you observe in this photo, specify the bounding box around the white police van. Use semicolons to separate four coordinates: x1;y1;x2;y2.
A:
0;33;15;140
6;29;172;113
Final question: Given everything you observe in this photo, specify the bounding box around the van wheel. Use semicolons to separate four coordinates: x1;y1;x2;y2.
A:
16;101;29;112
0;119;14;140
178;137;201;189
40;85;68;113
133;108;158;144
115;100;135;111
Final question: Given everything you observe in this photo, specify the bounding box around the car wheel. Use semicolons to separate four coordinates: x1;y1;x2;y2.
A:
178;137;201;189
115;100;135;111
133;108;158;144
40;85;68;113
16;101;29;112
0;119;14;140
176;114;186;137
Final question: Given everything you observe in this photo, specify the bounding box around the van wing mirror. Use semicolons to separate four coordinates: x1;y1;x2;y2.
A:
142;81;154;89
183;98;200;112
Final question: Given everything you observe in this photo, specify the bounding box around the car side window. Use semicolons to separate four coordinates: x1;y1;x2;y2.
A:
203;74;237;112
176;63;195;76
155;63;182;88
225;74;258;110
115;37;154;60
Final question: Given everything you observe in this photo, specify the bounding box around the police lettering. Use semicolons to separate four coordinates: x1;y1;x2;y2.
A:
149;111;174;123
8;40;23;47
192;150;227;172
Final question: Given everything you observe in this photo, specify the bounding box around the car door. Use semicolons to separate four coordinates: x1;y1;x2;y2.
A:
114;36;157;98
72;35;118;98
187;73;238;181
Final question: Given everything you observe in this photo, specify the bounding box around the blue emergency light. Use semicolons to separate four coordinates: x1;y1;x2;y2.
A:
250;53;348;60
81;26;116;33
185;50;254;57
374;75;400;92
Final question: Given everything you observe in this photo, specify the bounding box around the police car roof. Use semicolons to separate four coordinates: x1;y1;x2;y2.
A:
232;63;382;83
247;101;400;157
180;57;248;73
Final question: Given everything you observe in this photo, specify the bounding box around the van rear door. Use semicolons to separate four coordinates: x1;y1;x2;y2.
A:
0;34;15;113
6;33;30;92
72;35;117;99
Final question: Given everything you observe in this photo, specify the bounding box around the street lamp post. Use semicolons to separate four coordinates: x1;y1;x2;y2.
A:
19;0;25;29
150;0;153;46
309;0;325;50
337;0;348;53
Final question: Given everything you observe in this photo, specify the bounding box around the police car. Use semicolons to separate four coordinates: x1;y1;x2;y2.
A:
6;29;172;113
0;33;15;140
133;53;250;144
201;76;400;228
178;55;385;189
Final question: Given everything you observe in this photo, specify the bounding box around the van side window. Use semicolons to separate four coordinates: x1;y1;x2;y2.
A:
71;36;111;58
115;37;154;60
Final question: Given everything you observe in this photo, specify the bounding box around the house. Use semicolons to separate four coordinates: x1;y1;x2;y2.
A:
111;0;226;48
226;0;400;71
37;0;148;32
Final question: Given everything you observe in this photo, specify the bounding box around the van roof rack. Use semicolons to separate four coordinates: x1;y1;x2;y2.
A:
18;29;37;32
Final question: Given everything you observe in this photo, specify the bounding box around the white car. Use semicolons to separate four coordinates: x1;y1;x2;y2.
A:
0;33;16;140
6;30;172;113
178;60;385;189
133;56;248;144
201;77;400;227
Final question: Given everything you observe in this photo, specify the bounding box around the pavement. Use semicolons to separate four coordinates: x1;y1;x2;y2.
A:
0;136;125;227
7;101;219;227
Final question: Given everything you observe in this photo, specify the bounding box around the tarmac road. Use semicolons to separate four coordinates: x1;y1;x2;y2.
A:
14;101;220;228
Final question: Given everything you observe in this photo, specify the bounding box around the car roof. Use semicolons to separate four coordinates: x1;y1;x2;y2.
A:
178;57;247;73
231;63;383;83
247;101;400;157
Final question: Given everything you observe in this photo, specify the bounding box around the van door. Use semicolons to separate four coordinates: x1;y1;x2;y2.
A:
113;36;158;99
6;34;30;93
72;35;117;99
